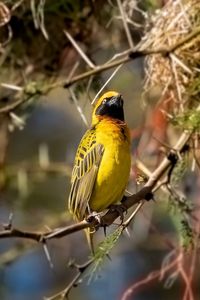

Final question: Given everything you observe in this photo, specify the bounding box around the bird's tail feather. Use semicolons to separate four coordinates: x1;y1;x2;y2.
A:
84;228;95;255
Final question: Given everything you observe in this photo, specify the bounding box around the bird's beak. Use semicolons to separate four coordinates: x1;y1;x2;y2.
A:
109;94;123;107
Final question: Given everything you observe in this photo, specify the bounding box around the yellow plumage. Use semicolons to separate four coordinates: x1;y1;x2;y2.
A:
68;91;131;252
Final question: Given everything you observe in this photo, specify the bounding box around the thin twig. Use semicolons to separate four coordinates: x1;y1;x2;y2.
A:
116;0;134;49
45;259;93;300
91;64;123;105
64;30;95;69
0;82;23;91
121;252;183;300
68;87;89;127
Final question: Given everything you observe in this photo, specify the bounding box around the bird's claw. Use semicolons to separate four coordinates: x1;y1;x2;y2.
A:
109;204;126;223
86;211;101;227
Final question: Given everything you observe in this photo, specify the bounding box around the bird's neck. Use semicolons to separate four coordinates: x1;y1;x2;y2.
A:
91;117;130;143
92;115;126;126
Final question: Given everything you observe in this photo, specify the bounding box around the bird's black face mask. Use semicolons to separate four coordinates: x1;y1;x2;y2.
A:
95;94;124;121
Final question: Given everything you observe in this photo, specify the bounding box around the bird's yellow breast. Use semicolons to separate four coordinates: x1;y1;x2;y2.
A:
89;118;131;211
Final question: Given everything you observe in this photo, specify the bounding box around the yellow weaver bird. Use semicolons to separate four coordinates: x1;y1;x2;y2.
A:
68;91;131;252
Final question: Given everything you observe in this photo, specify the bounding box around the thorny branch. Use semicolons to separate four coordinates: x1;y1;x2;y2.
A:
45;259;93;300
0;121;193;236
0;104;198;300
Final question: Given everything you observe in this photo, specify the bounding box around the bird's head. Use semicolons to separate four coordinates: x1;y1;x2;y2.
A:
92;91;124;125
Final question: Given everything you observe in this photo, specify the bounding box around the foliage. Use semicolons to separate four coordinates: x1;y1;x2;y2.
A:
168;157;194;249
172;109;200;131
88;226;123;282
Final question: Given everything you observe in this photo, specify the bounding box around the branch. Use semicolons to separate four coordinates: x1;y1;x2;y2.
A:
116;0;134;49
0;227;42;241
121;251;183;300
60;26;200;88
45;259;93;300
63;30;95;69
0;120;194;242
1;27;199;114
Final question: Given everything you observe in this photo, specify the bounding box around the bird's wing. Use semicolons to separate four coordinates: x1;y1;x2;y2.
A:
68;129;104;220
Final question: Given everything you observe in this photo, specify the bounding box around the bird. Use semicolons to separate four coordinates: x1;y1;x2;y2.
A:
68;91;131;253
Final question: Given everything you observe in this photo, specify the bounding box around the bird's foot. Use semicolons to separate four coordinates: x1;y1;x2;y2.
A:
86;211;101;229
108;203;126;224
121;196;128;213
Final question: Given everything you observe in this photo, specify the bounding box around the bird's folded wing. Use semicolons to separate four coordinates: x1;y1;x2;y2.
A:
68;136;104;220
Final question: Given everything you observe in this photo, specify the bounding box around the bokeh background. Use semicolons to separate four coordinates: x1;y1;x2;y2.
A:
0;1;199;300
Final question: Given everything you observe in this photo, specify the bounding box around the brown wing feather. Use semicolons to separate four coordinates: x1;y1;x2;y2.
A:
68;129;104;220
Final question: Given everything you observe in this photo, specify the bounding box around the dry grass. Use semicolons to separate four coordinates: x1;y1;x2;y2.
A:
139;0;200;112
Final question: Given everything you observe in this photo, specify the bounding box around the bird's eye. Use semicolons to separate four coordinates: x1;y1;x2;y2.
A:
102;98;107;104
